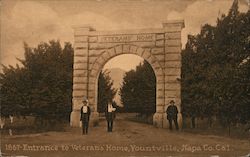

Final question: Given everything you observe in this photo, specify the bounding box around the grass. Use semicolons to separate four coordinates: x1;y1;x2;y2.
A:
0;116;68;135
183;126;250;140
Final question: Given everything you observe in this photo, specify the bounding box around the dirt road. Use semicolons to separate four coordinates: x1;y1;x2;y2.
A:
1;118;249;157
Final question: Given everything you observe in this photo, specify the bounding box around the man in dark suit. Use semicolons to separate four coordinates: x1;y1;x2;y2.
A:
105;102;116;132
166;100;179;131
80;98;91;135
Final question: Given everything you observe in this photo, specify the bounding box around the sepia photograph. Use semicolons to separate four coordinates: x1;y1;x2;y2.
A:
0;0;250;156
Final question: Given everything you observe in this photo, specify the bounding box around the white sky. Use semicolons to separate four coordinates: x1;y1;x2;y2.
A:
1;0;249;71
103;54;144;71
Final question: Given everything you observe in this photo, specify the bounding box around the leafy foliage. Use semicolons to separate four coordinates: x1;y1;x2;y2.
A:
0;40;73;125
120;60;156;113
97;70;117;113
181;0;250;128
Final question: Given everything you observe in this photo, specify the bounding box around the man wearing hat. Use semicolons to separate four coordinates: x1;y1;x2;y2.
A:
166;100;179;130
105;101;116;132
80;98;91;135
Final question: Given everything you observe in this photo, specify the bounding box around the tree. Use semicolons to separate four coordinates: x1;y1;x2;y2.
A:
212;1;250;130
0;65;31;117
97;70;117;113
181;0;250;130
120;60;156;113
0;40;74;127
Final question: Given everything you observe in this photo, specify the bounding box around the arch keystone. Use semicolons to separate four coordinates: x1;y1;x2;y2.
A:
123;44;131;53
115;45;123;55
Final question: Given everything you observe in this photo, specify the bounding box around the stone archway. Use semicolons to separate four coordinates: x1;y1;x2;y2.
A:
70;20;184;129
90;44;164;126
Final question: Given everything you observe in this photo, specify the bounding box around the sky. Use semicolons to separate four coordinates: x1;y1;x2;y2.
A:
1;0;249;71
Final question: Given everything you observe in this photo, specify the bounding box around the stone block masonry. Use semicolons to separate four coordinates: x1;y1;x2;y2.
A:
71;20;184;129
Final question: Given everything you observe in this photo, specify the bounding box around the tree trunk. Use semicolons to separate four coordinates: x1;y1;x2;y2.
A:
228;121;231;136
208;116;213;128
182;116;186;129
191;116;196;128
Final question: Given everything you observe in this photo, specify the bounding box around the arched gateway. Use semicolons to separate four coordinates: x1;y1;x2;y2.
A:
70;20;185;129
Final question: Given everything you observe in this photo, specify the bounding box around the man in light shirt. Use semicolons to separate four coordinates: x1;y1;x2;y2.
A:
105;101;116;132
80;98;91;135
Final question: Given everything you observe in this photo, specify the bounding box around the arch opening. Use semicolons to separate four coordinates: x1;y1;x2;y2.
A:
96;54;157;123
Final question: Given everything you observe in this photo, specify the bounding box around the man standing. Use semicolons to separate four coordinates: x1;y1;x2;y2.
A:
166;100;179;131
80;98;91;135
105;102;116;132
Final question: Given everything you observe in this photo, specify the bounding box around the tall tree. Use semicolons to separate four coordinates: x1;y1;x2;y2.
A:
120;60;156;113
0;65;31;117
97;70;117;113
0;40;74;125
181;0;250;129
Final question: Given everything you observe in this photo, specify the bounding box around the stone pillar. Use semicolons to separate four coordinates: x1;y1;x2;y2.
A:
70;25;97;127
88;73;99;127
153;74;165;128
162;20;184;129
